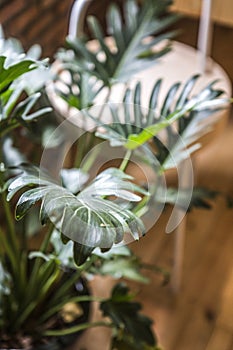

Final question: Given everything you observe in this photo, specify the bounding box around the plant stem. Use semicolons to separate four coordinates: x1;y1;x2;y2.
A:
49;254;99;304
81;138;102;173
119;149;132;172
0;121;20;138
1;193;18;251
26;224;55;297
0;184;20;275
40;223;54;253
44;321;113;337
0;226;16;269
74;133;88;168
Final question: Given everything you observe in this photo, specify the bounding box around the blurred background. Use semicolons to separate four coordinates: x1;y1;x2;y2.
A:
0;1;232;349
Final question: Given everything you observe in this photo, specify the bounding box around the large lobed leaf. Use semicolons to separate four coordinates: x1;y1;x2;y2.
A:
62;0;177;86
90;76;228;170
7;165;147;257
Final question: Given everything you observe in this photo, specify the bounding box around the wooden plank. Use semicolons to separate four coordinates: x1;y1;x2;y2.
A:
205;327;233;350
171;0;201;17
200;209;233;311
217;267;233;331
171;0;233;27
172;304;214;350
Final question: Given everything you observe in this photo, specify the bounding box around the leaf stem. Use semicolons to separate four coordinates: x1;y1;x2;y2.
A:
24;224;55;304
40;223;54;253
0;189;20;273
44;321;113;337
119;149;132;172
0;226;16;269
1;192;17;247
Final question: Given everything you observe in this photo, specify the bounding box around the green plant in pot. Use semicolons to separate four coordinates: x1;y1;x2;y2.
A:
0;0;229;349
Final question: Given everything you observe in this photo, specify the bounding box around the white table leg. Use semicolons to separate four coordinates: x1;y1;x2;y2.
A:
171;158;195;293
198;0;213;73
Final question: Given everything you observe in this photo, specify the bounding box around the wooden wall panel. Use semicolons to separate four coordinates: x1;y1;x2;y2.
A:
171;0;233;27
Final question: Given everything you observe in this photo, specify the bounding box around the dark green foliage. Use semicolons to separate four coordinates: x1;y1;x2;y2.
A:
101;283;157;350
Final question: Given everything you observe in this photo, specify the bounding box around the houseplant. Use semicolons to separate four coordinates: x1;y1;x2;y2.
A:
0;0;229;349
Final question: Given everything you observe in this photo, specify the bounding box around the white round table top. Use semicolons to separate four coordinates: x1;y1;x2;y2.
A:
48;41;232;144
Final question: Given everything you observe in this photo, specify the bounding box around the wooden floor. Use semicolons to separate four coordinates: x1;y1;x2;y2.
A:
70;18;233;350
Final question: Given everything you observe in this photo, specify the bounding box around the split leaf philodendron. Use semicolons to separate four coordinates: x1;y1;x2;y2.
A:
0;0;230;348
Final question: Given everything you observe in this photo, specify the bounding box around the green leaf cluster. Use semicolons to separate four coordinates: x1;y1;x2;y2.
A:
55;0;177;111
0;49;51;138
101;283;157;350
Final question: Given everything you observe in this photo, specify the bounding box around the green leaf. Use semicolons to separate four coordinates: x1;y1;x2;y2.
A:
156;186;218;211
0;56;37;92
90;76;229;170
0;33;51;136
101;283;156;350
29;251;52;262
64;0;177;85
93;245;131;260
12;92;52;121
73;242;94;266
0;30;50;93
95;256;149;283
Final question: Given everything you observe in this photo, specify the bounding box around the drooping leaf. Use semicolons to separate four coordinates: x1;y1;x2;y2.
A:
7;166;147;254
73;242;94;266
101;283;157;350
